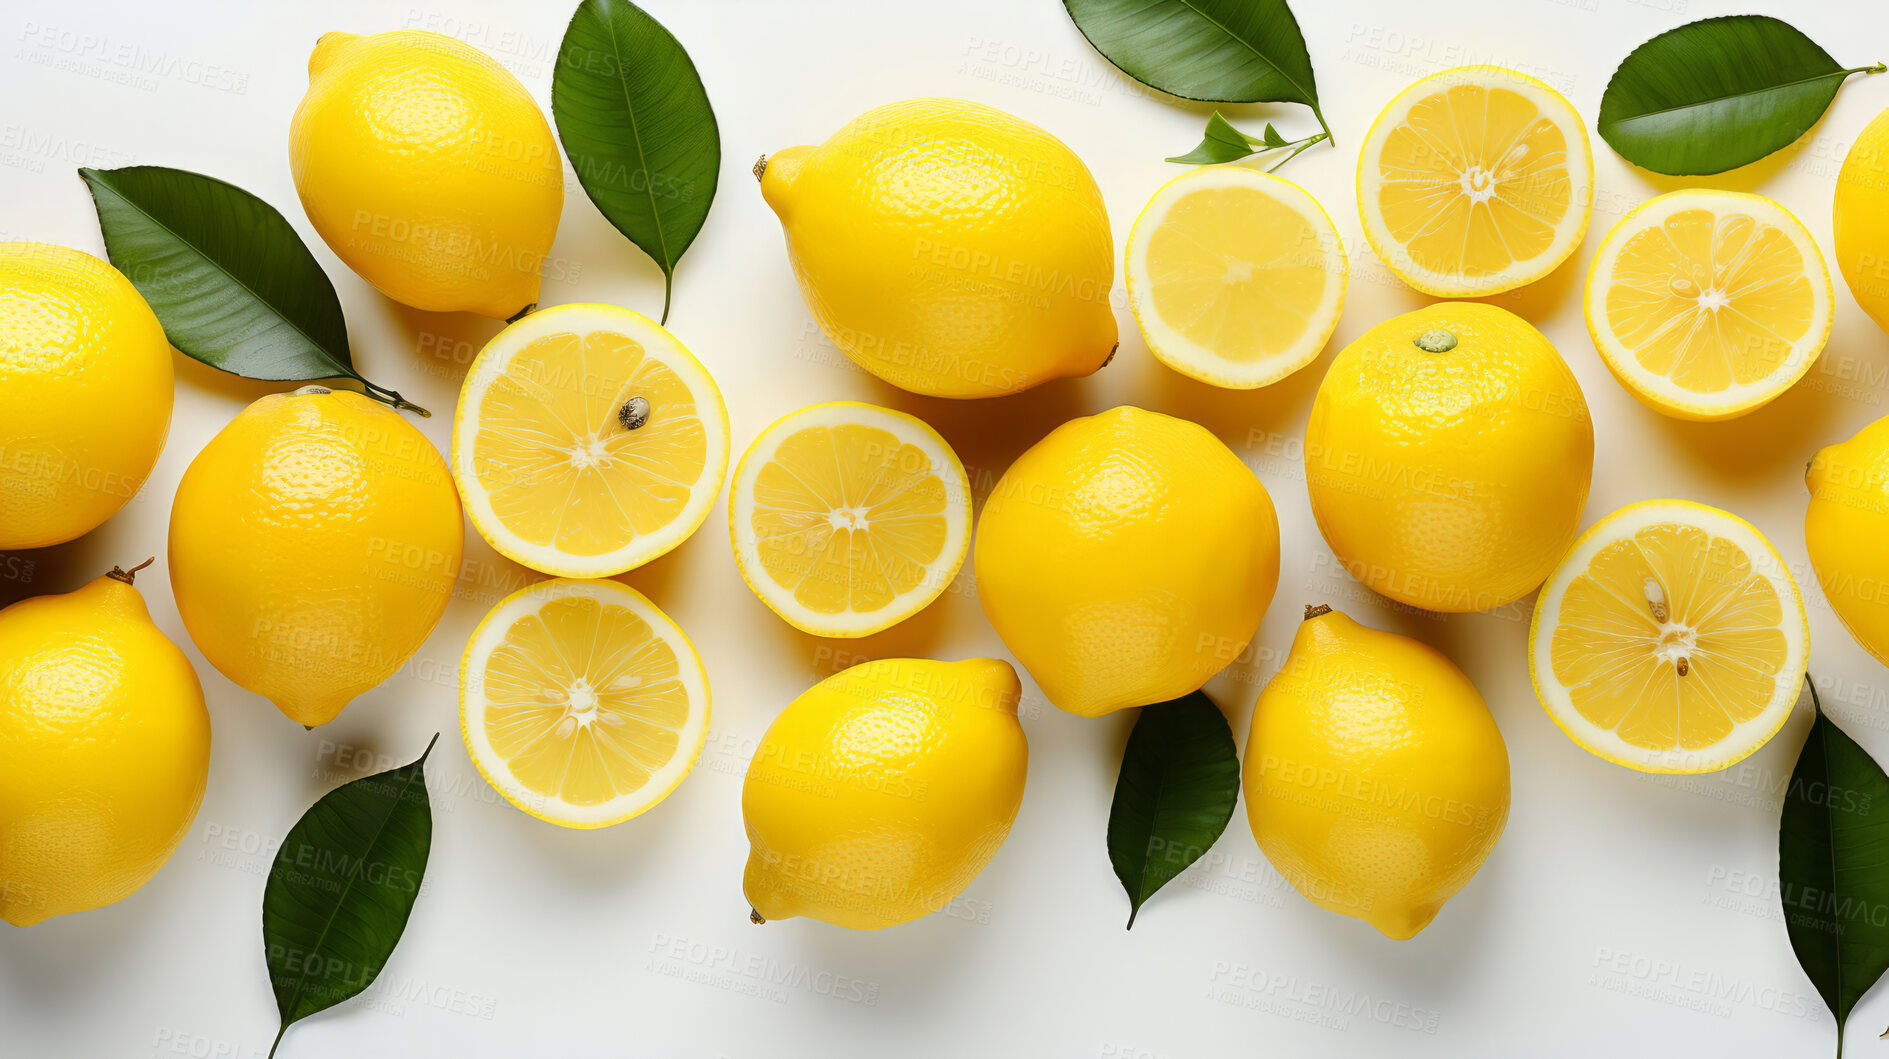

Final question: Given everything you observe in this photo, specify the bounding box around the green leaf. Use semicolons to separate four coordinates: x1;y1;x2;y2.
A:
264;735;437;1059
1599;16;1884;175
552;0;720;324
1165;111;1263;164
1260;123;1288;149
1107;692;1240;928
1780;680;1889;1055
1064;0;1330;140
78;166;426;416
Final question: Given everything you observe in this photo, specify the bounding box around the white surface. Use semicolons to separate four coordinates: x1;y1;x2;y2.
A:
3;1;1887;1056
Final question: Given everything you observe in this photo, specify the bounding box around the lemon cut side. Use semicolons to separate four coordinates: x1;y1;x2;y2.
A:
1529;499;1807;774
452;303;730;577
1585;189;1832;421
729;402;970;637
1125;167;1348;388
1358;65;1593;297
460;578;710;828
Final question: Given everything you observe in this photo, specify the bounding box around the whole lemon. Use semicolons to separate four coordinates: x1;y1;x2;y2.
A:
0;243;171;549
0;563;209;926
1807;415;1889;666
1306;302;1592;613
1244;605;1510;939
758;98;1116;397
975;406;1279;717
1835;105;1889;336
290;30;563;318
169;387;463;726
742;657;1027;930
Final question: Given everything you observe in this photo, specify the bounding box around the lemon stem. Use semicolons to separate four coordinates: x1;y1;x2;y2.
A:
752;154;768;181
106;557;156;585
1414;329;1458;353
1303;603;1332;621
749;908;766;925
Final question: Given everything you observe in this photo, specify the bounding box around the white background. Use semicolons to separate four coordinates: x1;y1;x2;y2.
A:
2;0;1887;1055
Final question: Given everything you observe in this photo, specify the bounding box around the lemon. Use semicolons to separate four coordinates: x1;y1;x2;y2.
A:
1357;66;1593;297
1836;105;1889;336
975;406;1279;716
1245;604;1509;940
758;98;1116;397
1530;499;1808;773
1306;302;1593;613
460;577;709;828
290;30;563;318
742;656;1026;929
451;303;729;578
0;562;209;926
0;243;171;550
1585;189;1832;421
1807;417;1889;668
170;387;463;726
728;402;969;638
1125;167;1348;389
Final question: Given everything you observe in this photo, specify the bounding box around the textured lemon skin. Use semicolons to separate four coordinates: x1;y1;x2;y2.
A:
1244;608;1509;940
169;389;463;726
1836;107;1889;337
974;406;1280;716
0;243;172;549
290;30;562;317
0;572;209;926
1306;303;1592;613
742;657;1027;930
760;98;1117;398
1808;416;1889;667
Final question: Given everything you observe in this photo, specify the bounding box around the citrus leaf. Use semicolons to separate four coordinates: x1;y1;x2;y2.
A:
78;166;425;415
1107;692;1240;928
1599;16;1883;175
552;0;720;324
1165;111;1263;164
263;735;437;1059
1780;680;1889;1054
1064;0;1329;140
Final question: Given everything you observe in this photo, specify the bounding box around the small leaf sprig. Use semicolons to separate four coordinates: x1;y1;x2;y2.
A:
1168;111;1330;171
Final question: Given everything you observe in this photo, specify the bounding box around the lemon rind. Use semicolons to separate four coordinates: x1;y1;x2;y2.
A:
459;576;711;828
1528;499;1808;774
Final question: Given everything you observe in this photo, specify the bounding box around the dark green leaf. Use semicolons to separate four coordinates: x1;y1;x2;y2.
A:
552;0;720;324
1107;692;1240;928
78;165;424;415
1064;0;1328;138
1599;16;1883;175
1780;681;1889;1053
264;735;437;1058
1165;111;1263;165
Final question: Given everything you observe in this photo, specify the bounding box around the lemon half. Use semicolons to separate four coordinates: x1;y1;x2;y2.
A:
1584;189;1832;421
460;577;710;828
1529;499;1808;774
729;402;970;638
452;303;730;577
1125;167;1348;388
1358;65;1593;297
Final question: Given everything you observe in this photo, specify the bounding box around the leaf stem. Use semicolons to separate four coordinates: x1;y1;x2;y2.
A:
1309;102;1335;148
659;273;674;326
348;373;431;418
268;1021;288;1059
1266;132;1330;173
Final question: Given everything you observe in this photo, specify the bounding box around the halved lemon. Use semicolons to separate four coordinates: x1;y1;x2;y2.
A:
460;577;710;827
452;303;730;577
729;402;970;637
1125;167;1348;388
1358;65;1593;297
1529;499;1808;774
1584;189;1832;421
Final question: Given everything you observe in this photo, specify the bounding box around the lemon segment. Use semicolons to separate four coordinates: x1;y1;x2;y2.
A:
452;303;730;578
729;402;970;638
1357;66;1593;297
1125;167;1348;389
460;577;710;828
1584;189;1832;421
1529;499;1808;773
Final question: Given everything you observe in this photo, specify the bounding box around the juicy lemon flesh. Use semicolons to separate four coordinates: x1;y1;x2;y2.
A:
750;424;949;617
472;329;708;559
1145;186;1328;361
1550;522;1787;752
479;593;689;807
1378;85;1571;280
1605;209;1812;393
